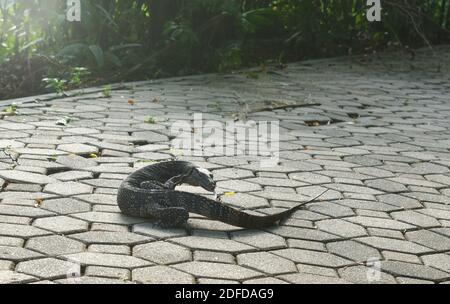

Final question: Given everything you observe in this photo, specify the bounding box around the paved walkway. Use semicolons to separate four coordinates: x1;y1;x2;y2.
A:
0;46;450;284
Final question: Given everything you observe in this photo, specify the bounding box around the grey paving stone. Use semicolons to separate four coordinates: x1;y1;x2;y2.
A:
62;252;151;268
0;223;50;238
380;261;450;281
70;231;151;245
56;154;97;169
266;226;340;241
397;277;434;284
346;216;415;231
316;219;367;238
44;182;93;196
133;241;191;265
33;216;88;234
0;245;43;261
367;228;404;240
365;179;408;193
133;266;194;284
391;210;441;228
421;253;450;272
220;193;269;209
26;235;85;256
75;193;117;205
230;230;287;250
0;271;36;284
289;172;332;184
133;223;187;239
405;230;450;251
338;266;397;284
173;262;262;281
85;266;130;280
88;245;130;255
198;278;240;284
277;273;350;284
72;212;144;225
170;236;254;254
0;205;55;218
244;277;288;284
356;237;432;254
41;198;91;214
382;251;421;264
237;252;296;275
50;170;93;181
0;236;24;247
56;276;133;284
193;251;235;264
16;258;80;280
216;179;262;192
272;248;353;268
4;183;42;192
58;143;99;155
299;261;337;276
327;240;381;263
0;170;57;185
0;260;14;271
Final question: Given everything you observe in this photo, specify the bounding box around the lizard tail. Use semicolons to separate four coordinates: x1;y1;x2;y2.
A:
172;189;328;229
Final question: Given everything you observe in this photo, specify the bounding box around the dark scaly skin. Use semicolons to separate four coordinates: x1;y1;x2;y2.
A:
117;161;325;228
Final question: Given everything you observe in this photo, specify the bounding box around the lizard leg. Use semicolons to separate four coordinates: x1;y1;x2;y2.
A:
140;181;166;190
144;205;189;228
163;174;188;190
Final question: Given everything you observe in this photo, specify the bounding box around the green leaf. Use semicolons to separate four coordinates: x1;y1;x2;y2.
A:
89;45;105;68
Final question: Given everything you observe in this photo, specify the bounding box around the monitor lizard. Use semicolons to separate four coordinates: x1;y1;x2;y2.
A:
117;161;327;228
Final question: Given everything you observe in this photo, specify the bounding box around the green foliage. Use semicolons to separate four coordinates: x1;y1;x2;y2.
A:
0;0;449;99
42;77;67;94
102;85;112;98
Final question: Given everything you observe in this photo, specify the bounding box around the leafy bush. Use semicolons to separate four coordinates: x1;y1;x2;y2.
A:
0;0;449;99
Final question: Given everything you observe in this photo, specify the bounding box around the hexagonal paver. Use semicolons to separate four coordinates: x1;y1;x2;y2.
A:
0;271;36;284
391;210;441;228
16;258;80;280
405;230;450;251
72;212;144;225
278;273;349;284
173;262;262;280
58;143;99;155
338;266;396;284
0;170;57;185
133;266;194;284
62;252;151;268
170;236;254;254
33;216;88;234
0;223;50;238
231;230;287;250
272;249;353;268
357;237;432;254
0;245;43;261
70;231;151;245
316;219;367;238
327;240;381;263
26;235;85;256
237;252;296;275
422;253;450;272
133;241;191;265
380;261;450;281
44;182;93;196
41;198;91;215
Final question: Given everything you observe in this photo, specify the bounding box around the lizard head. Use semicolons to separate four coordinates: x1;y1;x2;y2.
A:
184;166;216;192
